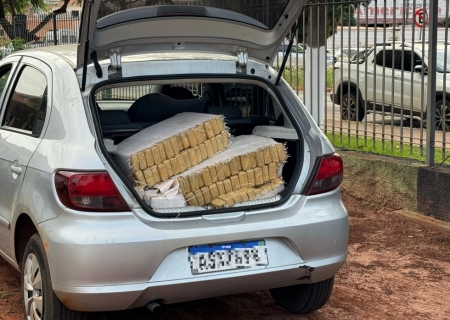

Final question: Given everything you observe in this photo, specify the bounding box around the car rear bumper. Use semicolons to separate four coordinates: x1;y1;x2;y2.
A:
39;191;348;312
52;253;346;311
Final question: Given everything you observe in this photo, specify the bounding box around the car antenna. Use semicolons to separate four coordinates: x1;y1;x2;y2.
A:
275;22;298;86
81;0;94;92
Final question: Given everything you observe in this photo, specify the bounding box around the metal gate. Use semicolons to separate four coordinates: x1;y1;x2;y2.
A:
279;0;449;165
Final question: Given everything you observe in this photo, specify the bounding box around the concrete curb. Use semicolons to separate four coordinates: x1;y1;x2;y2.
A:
340;151;450;223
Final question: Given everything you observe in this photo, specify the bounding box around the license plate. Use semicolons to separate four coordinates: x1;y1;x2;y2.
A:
188;240;268;275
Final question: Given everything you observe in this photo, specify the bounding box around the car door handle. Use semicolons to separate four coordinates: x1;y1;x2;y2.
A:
11;164;22;176
367;71;374;75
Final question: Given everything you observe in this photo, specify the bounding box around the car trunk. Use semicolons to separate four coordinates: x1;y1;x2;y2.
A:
78;0;307;217
90;75;303;217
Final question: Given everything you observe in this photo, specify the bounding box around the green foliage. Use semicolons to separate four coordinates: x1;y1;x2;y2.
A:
280;68;334;89
440;15;450;27
11;38;26;51
296;0;370;43
0;37;29;60
2;0;49;15
326;132;450;165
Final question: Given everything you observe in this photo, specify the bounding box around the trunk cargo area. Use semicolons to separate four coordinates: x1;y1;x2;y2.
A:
92;79;302;215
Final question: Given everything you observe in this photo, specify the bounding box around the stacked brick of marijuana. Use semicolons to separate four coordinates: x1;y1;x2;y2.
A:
114;113;229;188
174;135;287;208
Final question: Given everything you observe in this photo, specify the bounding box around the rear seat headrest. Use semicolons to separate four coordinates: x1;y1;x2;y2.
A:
127;93;206;122
161;86;195;100
205;105;242;120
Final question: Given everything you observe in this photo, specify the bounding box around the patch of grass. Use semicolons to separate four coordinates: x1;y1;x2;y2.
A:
325;132;450;165
0;285;12;299
280;68;334;89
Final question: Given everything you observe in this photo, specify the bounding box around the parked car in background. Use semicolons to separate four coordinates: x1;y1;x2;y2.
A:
331;42;450;131
43;28;78;45
0;0;347;318
274;44;334;69
332;48;368;63
272;43;305;69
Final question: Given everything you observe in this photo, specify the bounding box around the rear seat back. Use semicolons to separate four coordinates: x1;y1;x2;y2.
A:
99;93;207;143
98;109;143;143
204;105;269;135
127;93;206;123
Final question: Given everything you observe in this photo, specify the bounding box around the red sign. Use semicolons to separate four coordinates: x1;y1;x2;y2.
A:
414;8;428;28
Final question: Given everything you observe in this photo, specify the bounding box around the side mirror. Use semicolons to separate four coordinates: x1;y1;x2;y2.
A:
414;65;428;74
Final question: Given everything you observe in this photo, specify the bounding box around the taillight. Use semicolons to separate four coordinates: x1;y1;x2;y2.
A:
305;154;343;195
55;171;130;212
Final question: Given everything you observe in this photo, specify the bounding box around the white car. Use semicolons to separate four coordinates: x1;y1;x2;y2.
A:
0;1;348;318
332;48;367;63
272;44;305;69
274;44;334;69
332;42;450;130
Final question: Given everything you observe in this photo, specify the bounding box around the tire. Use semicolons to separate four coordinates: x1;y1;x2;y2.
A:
435;99;450;131
22;234;89;320
269;277;334;314
341;91;365;121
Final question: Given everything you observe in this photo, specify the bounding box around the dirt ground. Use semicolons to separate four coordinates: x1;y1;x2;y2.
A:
1;194;450;320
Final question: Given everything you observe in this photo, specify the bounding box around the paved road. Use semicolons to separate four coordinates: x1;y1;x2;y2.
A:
298;91;450;150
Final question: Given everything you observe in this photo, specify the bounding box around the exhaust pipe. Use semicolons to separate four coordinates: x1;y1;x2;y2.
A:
146;301;162;313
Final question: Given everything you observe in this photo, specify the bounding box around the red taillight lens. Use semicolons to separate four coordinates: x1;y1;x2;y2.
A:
55;171;130;212
305;154;343;196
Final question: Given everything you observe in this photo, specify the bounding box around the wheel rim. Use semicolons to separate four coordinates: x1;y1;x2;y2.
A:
435;101;450;131
342;94;356;120
23;253;43;320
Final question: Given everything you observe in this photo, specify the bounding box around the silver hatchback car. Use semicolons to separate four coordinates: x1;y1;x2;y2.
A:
0;1;347;319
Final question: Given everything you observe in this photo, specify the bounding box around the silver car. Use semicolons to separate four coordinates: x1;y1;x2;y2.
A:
0;0;347;319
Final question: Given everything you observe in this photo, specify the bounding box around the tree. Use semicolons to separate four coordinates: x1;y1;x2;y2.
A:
0;0;74;42
0;0;175;43
296;0;370;44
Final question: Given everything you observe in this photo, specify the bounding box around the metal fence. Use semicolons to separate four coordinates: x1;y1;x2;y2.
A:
0;12;80;49
279;0;450;165
1;2;449;165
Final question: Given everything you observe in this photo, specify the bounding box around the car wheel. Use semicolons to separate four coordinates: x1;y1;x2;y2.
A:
269;277;334;314
435;99;450;131
341;91;364;121
22;234;89;320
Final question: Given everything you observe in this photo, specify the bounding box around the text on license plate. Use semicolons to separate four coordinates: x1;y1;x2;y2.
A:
188;240;268;275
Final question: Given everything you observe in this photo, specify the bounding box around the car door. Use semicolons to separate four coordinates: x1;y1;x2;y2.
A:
0;57;50;256
394;49;426;113
372;49;395;107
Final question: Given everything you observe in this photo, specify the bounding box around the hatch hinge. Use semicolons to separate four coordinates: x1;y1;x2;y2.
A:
108;48;122;79
236;49;248;73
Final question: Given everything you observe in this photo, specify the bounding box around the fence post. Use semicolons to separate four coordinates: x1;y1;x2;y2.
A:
426;0;438;165
52;13;57;46
304;1;327;126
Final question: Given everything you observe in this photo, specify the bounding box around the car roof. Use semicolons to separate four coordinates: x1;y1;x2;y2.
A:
30;44;78;68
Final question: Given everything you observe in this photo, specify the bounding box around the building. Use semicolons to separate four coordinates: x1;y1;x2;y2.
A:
356;0;448;26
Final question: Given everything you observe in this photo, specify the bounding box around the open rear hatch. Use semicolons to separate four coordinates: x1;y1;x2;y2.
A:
77;0;307;72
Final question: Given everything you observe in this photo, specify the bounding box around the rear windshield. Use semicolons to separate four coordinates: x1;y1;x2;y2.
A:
97;0;290;30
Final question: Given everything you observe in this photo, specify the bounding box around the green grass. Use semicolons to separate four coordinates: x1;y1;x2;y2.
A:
0;285;11;299
326;132;450;165
278;67;448;165
280;68;334;89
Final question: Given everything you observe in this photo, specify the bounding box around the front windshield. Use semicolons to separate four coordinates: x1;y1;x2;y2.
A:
98;0;290;29
436;50;450;73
